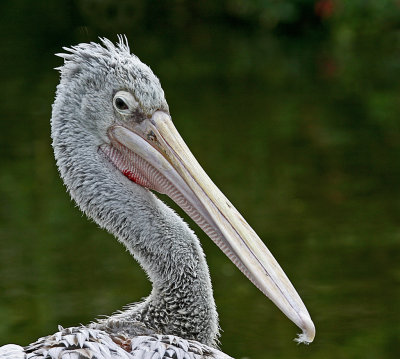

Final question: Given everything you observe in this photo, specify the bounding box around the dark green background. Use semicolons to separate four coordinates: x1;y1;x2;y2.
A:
0;1;399;358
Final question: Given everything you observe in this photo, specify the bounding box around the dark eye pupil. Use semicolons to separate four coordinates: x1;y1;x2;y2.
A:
115;97;128;110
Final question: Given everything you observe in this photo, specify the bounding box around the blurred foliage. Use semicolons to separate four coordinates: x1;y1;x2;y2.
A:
0;0;399;358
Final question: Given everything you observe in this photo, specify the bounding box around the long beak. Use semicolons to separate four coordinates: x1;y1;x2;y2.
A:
106;111;315;343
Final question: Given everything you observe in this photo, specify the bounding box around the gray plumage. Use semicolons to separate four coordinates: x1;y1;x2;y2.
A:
0;37;231;358
4;326;231;359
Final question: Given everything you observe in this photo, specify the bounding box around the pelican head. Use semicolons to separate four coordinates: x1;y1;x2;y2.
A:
52;37;315;344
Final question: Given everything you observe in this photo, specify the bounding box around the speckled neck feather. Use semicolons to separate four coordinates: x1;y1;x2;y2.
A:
51;38;219;347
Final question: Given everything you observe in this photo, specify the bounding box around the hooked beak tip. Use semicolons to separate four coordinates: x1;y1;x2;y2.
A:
294;314;315;344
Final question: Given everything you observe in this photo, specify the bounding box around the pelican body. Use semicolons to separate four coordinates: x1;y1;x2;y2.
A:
0;37;314;359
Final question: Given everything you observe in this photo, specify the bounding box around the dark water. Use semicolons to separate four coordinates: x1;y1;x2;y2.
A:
0;1;399;358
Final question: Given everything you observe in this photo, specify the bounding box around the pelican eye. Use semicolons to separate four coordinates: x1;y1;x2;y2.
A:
115;97;128;111
113;91;138;115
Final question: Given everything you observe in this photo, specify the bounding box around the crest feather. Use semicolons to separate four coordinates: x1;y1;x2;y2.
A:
54;35;133;74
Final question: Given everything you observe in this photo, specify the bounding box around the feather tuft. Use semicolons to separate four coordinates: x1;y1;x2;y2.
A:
294;333;312;345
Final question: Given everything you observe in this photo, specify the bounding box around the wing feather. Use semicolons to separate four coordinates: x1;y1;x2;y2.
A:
0;345;26;359
1;327;233;359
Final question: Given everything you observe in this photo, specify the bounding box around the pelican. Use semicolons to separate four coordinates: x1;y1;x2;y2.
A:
0;37;315;359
